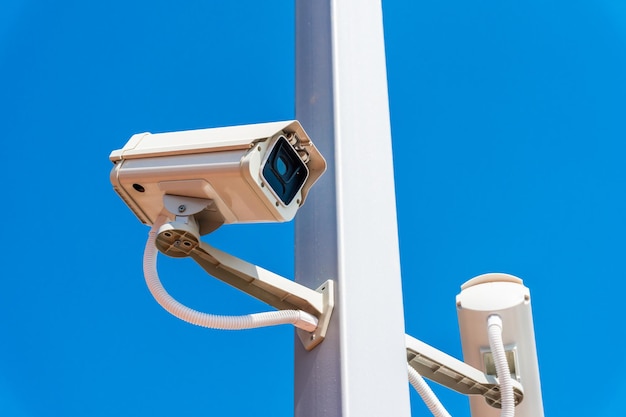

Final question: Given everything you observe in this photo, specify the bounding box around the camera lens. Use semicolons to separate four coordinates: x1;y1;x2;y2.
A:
262;136;309;205
276;156;288;176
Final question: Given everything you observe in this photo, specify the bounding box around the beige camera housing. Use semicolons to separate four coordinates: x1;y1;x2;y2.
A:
110;120;326;235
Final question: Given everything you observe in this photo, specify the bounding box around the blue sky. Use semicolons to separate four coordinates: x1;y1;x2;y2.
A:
2;1;626;416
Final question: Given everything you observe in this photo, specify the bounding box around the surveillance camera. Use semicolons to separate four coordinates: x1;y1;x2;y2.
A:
456;273;544;417
110;120;326;234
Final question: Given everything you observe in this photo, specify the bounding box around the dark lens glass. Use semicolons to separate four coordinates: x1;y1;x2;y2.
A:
276;156;288;176
262;137;308;205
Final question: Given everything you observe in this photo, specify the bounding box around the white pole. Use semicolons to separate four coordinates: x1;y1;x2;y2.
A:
294;1;412;416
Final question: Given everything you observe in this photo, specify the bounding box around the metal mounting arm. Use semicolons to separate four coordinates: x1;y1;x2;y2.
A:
406;334;524;408
154;195;334;351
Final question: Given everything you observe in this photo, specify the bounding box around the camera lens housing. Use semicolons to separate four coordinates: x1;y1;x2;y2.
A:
262;136;309;205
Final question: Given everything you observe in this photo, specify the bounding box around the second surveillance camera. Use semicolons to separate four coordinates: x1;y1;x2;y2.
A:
110;120;326;234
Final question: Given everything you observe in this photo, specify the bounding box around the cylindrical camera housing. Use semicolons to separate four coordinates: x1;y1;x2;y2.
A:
456;273;544;417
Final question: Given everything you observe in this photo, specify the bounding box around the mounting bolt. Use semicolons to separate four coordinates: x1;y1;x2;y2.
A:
178;205;186;213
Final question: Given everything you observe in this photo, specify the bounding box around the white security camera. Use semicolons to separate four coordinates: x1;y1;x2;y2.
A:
109;120;335;350
456;273;544;417
109;120;326;234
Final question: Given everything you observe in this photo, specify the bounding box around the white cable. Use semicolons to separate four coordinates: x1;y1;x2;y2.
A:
142;216;318;332
487;314;515;417
407;363;452;417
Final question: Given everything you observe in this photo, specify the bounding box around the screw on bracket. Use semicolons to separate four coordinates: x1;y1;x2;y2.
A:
178;205;186;213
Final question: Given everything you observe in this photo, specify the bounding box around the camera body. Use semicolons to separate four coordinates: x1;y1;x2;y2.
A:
456;273;544;416
110;120;326;234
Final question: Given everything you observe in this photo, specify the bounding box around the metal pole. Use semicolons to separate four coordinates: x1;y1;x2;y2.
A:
294;1;412;416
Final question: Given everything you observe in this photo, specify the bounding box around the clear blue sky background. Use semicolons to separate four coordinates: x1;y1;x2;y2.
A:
1;1;625;416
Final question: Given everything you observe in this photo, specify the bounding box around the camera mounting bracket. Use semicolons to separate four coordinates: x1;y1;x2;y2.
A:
155;194;335;351
405;334;524;408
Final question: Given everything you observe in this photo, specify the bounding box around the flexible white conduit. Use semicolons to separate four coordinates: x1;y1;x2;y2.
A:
407;363;452;417
143;217;318;332
487;314;515;417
